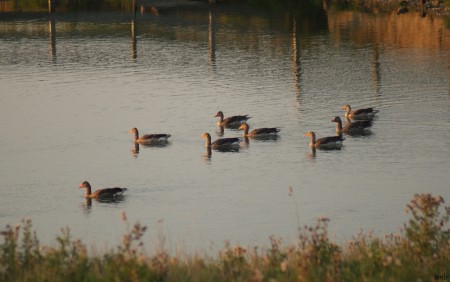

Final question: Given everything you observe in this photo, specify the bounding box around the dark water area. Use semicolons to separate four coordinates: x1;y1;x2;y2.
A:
0;0;449;253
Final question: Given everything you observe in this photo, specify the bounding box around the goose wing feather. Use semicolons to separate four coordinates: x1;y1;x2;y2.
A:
251;128;280;135
347;120;372;129
222;115;250;125
95;187;127;197
316;136;344;145
212;137;241;146
141;134;171;140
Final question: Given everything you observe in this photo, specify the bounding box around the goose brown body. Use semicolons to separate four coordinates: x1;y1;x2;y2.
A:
305;131;344;150
331;116;372;135
130;128;171;144
342;104;379;120
79;181;127;199
201;133;241;149
238;123;280;137
214;111;251;128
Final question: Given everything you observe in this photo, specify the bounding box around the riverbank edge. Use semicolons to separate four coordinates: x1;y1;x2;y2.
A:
136;0;449;15
1;193;449;281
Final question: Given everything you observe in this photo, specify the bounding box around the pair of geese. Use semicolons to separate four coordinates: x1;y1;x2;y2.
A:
79;105;378;199
307;104;378;150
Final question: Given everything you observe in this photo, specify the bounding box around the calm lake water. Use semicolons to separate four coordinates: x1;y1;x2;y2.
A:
1;2;450;253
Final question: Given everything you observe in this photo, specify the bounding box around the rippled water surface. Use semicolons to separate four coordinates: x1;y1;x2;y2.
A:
1;3;450;252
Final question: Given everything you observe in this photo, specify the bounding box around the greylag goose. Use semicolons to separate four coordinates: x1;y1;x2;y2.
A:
304;131;344;150
129;128;171;144
331;116;372;135
214;111;251;128
342;104;379;120
79;181;127;199
238;123;280;137
201;133;241;149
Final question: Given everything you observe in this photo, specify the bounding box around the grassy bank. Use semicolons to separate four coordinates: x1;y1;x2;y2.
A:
1;193;449;281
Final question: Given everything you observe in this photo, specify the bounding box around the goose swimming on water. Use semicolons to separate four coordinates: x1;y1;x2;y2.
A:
214;111;251;128
201;133;242;149
304;131;344;150
238;123;280;138
342;104;379;120
129;127;171;144
79;181;127;199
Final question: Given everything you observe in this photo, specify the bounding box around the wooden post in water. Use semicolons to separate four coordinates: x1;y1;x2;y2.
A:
208;9;216;68
131;0;138;61
48;0;55;13
48;0;56;63
132;0;137;19
291;16;302;99
49;14;57;64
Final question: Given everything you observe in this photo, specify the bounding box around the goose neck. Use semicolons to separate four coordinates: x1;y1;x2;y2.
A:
242;125;249;136
204;134;212;147
133;128;139;142
309;133;316;147
84;183;92;197
335;119;343;133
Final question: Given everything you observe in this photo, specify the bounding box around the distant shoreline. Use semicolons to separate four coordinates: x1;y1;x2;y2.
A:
136;0;449;15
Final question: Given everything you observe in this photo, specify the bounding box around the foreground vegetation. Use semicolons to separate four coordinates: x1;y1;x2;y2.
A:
1;193;449;281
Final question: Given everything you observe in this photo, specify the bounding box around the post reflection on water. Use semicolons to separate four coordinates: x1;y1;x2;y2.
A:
130;0;137;61
371;43;382;96
130;18;137;61
291;17;302;100
48;14;57;64
208;9;216;70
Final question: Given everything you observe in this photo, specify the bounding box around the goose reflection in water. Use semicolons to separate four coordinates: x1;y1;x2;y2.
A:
308;147;317;160
203;145;240;155
240;135;279;148
202;146;240;163
81;198;93;215
201;139;241;162
131;143;140;157
130;142;171;157
85;196;126;205
216;125;225;137
202;147;212;162
81;196;127;215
